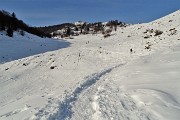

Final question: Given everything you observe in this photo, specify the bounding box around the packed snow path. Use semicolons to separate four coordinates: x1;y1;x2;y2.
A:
46;64;156;120
0;10;180;120
44;64;124;120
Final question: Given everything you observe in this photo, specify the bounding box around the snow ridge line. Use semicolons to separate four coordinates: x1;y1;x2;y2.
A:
48;63;125;120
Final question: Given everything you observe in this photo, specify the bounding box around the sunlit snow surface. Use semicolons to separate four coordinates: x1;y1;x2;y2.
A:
0;10;180;120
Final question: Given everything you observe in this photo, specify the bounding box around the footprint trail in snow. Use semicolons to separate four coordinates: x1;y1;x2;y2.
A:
35;63;156;120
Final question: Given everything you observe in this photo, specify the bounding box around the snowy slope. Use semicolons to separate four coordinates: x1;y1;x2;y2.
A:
0;10;180;120
0;31;70;64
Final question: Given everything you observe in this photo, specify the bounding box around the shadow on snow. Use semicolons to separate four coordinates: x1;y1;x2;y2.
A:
0;38;71;64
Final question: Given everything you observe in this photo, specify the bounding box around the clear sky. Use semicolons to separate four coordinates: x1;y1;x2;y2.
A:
0;0;179;26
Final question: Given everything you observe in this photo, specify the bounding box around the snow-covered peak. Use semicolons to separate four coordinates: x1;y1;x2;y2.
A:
102;22;108;25
74;21;86;26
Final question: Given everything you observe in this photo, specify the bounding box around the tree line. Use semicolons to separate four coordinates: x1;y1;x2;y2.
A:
36;23;76;35
0;10;51;38
38;20;126;38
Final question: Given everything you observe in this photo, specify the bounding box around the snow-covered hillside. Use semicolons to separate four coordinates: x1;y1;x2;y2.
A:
0;32;70;64
0;10;180;120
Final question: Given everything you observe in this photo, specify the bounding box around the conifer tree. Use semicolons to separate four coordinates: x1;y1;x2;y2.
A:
7;27;13;37
12;12;17;31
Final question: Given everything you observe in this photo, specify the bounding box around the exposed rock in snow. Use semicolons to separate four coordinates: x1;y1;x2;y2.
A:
0;10;180;120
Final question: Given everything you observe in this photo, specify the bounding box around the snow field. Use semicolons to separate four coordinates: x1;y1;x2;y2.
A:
0;10;180;120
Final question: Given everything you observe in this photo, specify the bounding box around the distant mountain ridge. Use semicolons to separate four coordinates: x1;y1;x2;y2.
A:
37;20;126;38
1;10;126;39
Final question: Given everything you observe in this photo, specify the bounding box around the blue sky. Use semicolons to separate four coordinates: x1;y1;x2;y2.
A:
0;0;179;26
